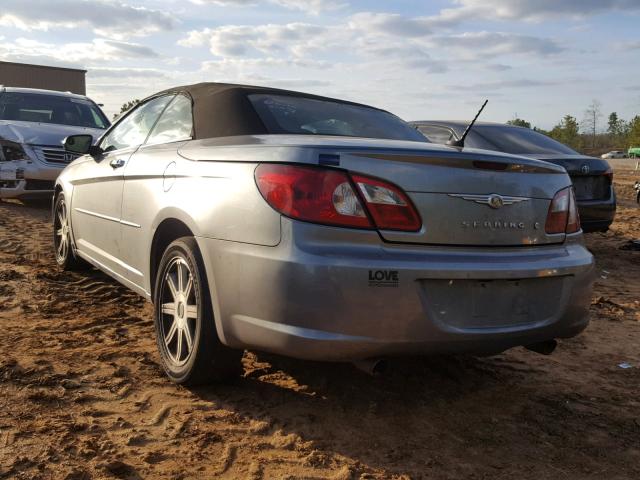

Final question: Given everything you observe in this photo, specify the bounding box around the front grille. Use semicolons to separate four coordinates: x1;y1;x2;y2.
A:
25;180;55;191
572;175;610;201
33;146;80;166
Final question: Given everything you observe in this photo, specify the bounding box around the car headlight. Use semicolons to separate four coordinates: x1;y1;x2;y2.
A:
0;140;31;162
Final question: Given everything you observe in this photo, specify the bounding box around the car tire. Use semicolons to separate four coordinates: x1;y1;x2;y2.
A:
53;193;90;271
153;237;242;385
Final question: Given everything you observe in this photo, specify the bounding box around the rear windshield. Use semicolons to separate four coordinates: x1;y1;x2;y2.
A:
249;94;426;142
472;125;576;155
0;92;109;129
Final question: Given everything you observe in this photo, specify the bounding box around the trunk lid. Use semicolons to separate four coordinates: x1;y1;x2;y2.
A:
520;154;612;201
337;145;570;246
519;154;611;175
179;136;572;246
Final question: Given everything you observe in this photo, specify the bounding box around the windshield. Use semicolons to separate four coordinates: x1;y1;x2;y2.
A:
0;92;109;129
249;94;427;142
470;125;576;155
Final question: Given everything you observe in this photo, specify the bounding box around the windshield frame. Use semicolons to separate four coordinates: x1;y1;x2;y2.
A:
0;91;110;130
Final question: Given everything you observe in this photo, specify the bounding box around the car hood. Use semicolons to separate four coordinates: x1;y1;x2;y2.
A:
0;120;104;147
519;153;611;174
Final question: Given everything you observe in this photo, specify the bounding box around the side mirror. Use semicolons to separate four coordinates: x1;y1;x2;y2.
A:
63;135;101;156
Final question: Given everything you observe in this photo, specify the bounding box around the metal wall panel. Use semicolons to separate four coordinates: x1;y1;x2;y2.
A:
0;61;86;95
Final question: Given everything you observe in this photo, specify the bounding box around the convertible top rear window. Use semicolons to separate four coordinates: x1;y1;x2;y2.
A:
249;94;427;142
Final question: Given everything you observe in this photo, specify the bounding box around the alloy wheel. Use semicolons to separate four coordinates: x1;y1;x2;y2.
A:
54;198;70;263
159;257;198;367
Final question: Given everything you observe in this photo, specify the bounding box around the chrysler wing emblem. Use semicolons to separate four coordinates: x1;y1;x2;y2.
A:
448;193;529;209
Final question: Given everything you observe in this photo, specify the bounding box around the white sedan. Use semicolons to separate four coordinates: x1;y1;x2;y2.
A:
601;151;626;159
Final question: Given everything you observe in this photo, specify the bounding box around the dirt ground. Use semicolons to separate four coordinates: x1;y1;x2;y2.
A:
0;171;639;480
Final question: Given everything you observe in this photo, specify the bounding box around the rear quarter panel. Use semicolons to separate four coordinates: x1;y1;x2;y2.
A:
123;145;281;295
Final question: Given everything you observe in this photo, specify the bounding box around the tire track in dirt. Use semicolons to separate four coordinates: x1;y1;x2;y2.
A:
35;271;144;311
0;203;337;478
1;189;640;479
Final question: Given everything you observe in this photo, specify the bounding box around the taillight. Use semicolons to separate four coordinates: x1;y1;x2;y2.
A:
604;168;613;183
545;187;580;234
351;174;422;231
255;164;372;229
566;188;581;233
255;164;422;231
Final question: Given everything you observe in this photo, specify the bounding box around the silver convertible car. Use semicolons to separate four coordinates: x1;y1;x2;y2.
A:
56;83;594;384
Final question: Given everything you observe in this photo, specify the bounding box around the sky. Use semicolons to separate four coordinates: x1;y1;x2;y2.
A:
0;0;639;129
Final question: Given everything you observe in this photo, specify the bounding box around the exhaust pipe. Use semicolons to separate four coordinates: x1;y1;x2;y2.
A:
525;340;557;355
353;358;387;376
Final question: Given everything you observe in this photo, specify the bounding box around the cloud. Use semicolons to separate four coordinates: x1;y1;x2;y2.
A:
0;0;175;39
180;20;452;74
191;0;253;4
356;43;448;73
347;1;640;39
485;63;512;71
440;0;640;23
272;0;346;13
348;12;442;37
613;40;640;51
179;16;562;76
179;23;337;58
0;38;159;65
346;11;570;54
189;0;345;14
449;78;561;93
200;57;329;71
430;32;564;57
87;67;170;79
191;59;334;96
101;39;159;58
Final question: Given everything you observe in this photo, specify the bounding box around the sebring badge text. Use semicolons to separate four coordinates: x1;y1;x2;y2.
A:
461;220;542;230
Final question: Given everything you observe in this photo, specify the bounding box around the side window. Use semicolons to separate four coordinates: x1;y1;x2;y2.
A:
100;95;174;152
146;95;193;145
416;125;454;145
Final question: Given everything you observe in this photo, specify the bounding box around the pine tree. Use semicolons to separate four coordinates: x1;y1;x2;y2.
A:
549;115;581;150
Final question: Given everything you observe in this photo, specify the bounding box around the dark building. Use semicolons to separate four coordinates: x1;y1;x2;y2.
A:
0;61;86;95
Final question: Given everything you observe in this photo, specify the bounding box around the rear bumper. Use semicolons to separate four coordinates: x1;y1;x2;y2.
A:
577;189;616;232
197;219;595;361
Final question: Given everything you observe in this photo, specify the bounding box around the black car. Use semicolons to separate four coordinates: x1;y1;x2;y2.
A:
411;121;616;232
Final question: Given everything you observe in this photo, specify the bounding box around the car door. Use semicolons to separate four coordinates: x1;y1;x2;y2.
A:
70;95;174;278
119;94;194;291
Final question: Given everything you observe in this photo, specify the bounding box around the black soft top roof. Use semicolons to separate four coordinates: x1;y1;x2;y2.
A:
151;82;386;140
152;82;388;139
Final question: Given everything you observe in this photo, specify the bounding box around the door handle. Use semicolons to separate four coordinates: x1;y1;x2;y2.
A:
110;158;126;169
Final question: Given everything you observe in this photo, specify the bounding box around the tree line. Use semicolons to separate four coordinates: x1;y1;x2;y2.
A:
507;100;640;155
